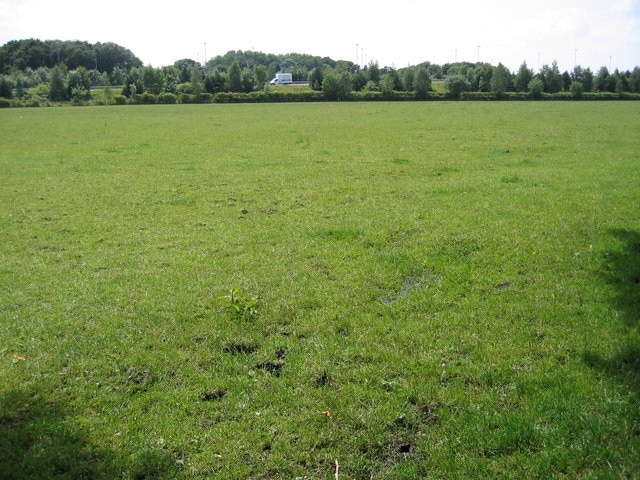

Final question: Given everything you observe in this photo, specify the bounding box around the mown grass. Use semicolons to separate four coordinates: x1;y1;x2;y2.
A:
1;102;639;479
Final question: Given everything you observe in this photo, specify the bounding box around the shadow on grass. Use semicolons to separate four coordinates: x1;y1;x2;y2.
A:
584;228;640;405
0;389;178;479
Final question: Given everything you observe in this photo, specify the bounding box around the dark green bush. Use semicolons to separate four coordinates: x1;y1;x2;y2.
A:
0;98;10;108
157;92;177;104
139;92;156;104
351;91;383;101
266;90;324;102
460;92;496;101
193;93;213;103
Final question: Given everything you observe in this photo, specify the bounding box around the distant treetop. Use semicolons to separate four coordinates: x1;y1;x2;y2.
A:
0;39;143;74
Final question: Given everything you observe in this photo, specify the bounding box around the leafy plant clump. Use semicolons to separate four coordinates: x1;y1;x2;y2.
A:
220;288;259;320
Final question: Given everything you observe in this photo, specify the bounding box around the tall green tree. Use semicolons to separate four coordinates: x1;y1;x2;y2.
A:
571;66;594;92
254;65;268;86
403;68;415;92
227;61;242;92
380;73;395;98
490;63;511;98
48;65;67;101
142;66;159;94
445;74;470;98
204;70;225;94
528;76;544;99
541;61;563;93
241;69;255;92
0;75;12;98
322;70;351;100
366;61;380;84
414;67;431;100
629;67;640;93
595;66;612;92
309;68;324;91
514;62;533;92
190;67;204;93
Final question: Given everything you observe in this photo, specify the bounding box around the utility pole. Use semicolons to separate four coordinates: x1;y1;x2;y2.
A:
477;45;480;63
204;43;207;65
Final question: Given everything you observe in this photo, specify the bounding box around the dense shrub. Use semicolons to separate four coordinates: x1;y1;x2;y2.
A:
157;92;177;104
114;95;127;105
351;91;383;101
444;75;471;99
193;93;213;103
260;90;324;103
138;92;156;104
0;98;10;108
0;77;12;99
528;77;544;99
460;92;496;101
570;81;585;99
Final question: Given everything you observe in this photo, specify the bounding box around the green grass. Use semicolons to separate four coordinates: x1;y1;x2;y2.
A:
1;102;639;479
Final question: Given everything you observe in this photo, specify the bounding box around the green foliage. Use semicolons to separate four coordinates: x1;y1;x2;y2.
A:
254;65;268;85
157;92;177;104
227;61;242;93
460;91;495;100
0;75;12;98
67;67;91;99
595;66;613;92
514;62;533;92
414;67;431;100
309;67;323;91
190;67;204;94
403;68;415;92
380;73;395;98
220;289;259;320
322;70;351;100
241;69;256;93
528;76;544;99
0;39;141;74
541;61;563;93
444;74;471;98
70;85;90;104
570;81;585;99
490;63;511;98
366;61;381;83
204;70;225;94
142;66;160;94
48;65;66;101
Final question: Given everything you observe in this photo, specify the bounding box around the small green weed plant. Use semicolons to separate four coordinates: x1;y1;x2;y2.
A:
220;288;259;320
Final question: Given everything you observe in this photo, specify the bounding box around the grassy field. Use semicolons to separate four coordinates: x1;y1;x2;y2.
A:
1;102;639;479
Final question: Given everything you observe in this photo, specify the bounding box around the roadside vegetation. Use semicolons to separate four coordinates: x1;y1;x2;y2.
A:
1;39;640;106
1;102;639;478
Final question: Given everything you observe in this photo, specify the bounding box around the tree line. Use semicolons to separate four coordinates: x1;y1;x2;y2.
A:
1;39;639;105
0;39;142;74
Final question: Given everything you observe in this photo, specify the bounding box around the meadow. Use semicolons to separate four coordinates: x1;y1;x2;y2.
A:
1;102;639;479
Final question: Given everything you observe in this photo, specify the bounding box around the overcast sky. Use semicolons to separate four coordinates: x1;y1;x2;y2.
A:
1;0;638;72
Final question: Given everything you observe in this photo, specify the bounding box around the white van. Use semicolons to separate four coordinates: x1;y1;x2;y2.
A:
269;73;293;85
